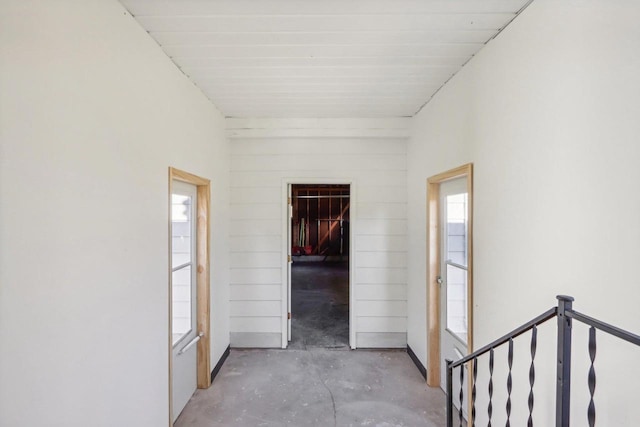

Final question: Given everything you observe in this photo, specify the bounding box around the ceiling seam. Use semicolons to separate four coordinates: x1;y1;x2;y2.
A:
412;0;536;117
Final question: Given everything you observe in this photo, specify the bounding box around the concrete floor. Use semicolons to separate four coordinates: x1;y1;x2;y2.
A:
175;348;448;427
289;261;349;349
174;261;449;426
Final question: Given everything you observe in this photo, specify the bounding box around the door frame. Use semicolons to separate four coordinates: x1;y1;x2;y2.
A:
426;163;473;388
281;178;356;349
168;167;212;425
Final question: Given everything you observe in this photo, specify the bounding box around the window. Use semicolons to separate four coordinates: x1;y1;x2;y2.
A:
446;193;468;343
171;191;194;346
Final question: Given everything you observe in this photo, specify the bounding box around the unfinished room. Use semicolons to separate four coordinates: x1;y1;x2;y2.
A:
289;184;351;349
2;1;640;426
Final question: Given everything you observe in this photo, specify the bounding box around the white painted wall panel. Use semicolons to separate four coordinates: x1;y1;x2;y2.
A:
227;118;411;131
230;252;282;269
223;105;417;118
230;284;282;301
232;168;406;188
228;123;408;348
230;268;281;285
357;268;407;284
357;203;407;219
356;301;406;317
230;301;281;317
355;235;407;252
230;236;281;253
357;252;407;268
356;284;407;301
359;186;407;203
230;317;281;333
0;1;230;425
228;137;408;156
357;332;406;348
355;219;407;236
356;170;407;187
230;219;281;236
407;1;640;425
227;126;412;138
231;153;406;172
357;317;407;333
231;203;281;220
231;172;283;188
230;187;282;204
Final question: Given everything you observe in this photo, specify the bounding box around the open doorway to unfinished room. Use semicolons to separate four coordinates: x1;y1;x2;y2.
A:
289;184;350;349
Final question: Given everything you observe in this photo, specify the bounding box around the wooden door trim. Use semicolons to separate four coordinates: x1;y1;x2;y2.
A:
426;163;473;388
168;167;212;425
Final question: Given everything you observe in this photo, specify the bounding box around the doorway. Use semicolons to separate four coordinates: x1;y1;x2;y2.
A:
426;164;473;400
168;167;211;425
287;184;350;349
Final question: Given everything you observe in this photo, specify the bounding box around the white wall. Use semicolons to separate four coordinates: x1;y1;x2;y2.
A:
0;1;230;426
227;118;409;348
407;0;640;424
406;79;474;367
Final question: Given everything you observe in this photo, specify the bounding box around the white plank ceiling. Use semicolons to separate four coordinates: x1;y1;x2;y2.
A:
120;0;532;118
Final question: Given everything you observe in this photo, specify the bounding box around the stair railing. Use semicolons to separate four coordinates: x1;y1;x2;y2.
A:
445;295;640;427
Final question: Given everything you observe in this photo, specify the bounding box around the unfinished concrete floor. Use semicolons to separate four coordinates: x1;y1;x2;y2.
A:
174;260;448;426
289;261;349;349
175;348;448;426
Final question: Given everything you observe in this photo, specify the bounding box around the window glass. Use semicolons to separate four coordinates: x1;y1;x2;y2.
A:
172;194;192;269
446;193;467;267
445;192;468;344
171;192;193;345
446;264;467;343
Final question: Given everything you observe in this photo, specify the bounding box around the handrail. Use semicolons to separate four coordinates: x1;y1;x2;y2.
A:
450;307;557;368
445;295;640;427
568;310;640;347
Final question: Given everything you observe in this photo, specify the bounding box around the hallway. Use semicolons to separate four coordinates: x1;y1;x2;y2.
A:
175;260;447;426
174;348;447;427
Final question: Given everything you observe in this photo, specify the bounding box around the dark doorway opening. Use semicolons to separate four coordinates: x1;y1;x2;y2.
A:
289;184;350;349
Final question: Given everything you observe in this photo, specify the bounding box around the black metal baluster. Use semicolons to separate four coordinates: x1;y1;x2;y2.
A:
488;348;494;427
459;364;464;427
556;295;574;427
447;359;453;427
472;358;477;427
588;327;596;427
506;338;513;427
528;326;538;427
